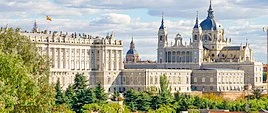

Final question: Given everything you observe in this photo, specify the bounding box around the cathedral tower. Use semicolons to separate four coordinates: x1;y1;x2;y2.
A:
199;0;229;61
157;14;168;63
192;12;202;48
192;12;203;63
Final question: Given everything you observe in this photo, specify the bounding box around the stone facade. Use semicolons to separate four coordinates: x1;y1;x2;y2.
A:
125;1;265;90
19;1;265;94
121;69;192;93
191;69;244;92
21;29;123;92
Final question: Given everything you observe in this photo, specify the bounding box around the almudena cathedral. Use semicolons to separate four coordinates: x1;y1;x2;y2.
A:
21;2;265;93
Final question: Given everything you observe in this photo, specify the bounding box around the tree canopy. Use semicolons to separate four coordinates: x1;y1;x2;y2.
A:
0;28;55;112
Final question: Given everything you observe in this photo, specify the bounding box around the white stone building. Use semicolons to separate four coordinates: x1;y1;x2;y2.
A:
125;1;265;90
19;0;265;93
120;69;192;93
21;22;123;92
191;69;244;92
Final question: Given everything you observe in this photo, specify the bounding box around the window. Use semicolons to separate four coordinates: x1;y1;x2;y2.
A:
210;86;213;90
202;77;205;82
210;77;213;82
160;36;163;41
194;35;197;40
194;77;197;82
150;77;153;84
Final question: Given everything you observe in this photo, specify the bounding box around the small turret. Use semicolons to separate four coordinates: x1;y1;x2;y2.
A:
32;20;40;33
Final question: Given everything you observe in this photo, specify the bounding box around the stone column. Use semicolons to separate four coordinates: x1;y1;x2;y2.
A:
79;48;81;70
53;48;56;68
109;50;112;70
74;49;76;70
58;48;61;68
114;50;117;70
68;48;71;69
64;48;67;69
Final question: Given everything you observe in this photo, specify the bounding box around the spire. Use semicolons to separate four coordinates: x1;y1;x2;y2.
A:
34;20;38;29
130;37;135;49
193;11;199;28
159;12;164;29
207;0;214;19
131;37;134;43
32;20;39;33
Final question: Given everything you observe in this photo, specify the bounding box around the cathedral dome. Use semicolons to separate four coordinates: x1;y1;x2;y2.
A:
200;18;217;30
126;48;138;55
199;0;222;30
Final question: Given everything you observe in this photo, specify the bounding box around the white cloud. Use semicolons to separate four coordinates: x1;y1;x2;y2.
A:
0;0;267;63
92;13;131;25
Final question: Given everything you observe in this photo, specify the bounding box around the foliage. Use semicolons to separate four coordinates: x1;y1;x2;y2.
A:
137;92;152;111
159;74;174;104
148;104;175;113
252;88;263;99
188;109;200;113
124;89;139;111
71;73;92;113
112;91;120;101
94;83;108;104
65;84;75;107
82;103;130;113
52;104;74;113
55;78;66;105
0;28;55;112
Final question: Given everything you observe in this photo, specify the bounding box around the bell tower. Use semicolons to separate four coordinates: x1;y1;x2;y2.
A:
192;11;202;48
157;13;168;63
192;12;203;63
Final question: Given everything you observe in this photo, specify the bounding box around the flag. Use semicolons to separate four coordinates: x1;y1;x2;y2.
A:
46;16;52;21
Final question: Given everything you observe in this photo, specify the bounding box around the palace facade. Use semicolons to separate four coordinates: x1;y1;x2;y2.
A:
20;1;265;93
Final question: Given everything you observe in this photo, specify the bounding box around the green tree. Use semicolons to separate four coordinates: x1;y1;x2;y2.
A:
73;73;87;91
159;74;173;105
65;84;75;107
94;83;107;104
55;78;66;105
72;73;90;113
124;89;139;111
0;53;39;112
0;28;55;112
83;103;130;113
137;92;151;111
149;104;175;113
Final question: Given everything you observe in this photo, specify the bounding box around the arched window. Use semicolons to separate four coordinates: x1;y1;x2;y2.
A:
160;36;163;41
194;35;198;40
202;35;208;41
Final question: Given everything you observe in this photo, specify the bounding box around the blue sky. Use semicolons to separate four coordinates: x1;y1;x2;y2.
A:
0;0;268;63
